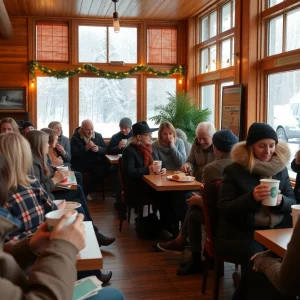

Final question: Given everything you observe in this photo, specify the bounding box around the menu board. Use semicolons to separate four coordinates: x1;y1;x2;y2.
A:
221;84;244;140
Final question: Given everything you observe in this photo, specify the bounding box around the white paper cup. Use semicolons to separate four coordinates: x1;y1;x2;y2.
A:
121;139;127;144
260;179;280;206
45;209;77;231
56;166;68;183
153;160;162;173
292;205;300;228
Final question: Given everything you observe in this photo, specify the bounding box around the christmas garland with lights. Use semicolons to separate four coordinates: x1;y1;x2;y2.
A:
29;60;186;80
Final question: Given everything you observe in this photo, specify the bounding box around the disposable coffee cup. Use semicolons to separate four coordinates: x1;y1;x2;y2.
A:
260;179;280;206
291;205;300;228
121;139;127;144
153;160;162;173
45;209;78;231
56;166;68;183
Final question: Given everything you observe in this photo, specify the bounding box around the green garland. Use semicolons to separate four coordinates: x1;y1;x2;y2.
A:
29;60;186;80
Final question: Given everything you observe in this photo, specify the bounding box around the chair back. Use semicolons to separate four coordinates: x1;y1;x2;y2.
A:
118;157;125;202
200;180;222;257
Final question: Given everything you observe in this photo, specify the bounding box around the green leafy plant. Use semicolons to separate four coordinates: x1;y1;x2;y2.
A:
150;92;211;142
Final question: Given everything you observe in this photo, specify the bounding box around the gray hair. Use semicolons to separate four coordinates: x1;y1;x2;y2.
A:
195;122;216;136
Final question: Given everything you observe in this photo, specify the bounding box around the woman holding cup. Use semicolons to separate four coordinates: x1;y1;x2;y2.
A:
217;122;295;268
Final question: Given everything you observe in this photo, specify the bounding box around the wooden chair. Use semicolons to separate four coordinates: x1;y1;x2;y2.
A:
200;181;240;300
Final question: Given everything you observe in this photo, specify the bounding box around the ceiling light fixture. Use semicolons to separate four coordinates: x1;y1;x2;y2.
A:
112;0;120;33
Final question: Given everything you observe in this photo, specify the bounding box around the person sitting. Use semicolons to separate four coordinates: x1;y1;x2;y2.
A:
233;219;300;300
216;122;295;270
48;121;71;164
291;149;300;202
122;121;166;215
0;153;125;299
0;117;20;134
181;122;216;181
71;120;108;201
157;130;238;276
152;121;186;171
176;128;192;157
22;121;34;136
107;117;133;216
0;132;57;242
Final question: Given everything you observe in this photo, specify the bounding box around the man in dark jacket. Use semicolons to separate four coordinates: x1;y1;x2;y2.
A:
108;117;133;217
71;120;109;198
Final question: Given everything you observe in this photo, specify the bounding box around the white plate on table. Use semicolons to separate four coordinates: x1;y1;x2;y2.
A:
166;175;195;182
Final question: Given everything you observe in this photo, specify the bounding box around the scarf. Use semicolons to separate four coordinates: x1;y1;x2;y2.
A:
78;128;95;144
135;144;153;167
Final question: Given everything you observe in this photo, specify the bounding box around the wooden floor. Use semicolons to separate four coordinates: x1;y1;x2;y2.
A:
88;192;236;300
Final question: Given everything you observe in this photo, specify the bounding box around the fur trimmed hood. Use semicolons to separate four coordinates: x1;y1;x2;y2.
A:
231;140;291;176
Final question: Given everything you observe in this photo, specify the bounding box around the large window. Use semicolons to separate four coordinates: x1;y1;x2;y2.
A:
267;7;300;56
146;78;176;136
201;84;215;123
198;0;235;73
79;78;137;137
37;77;69;135
78;26;137;63
36;23;69;61
267;70;300;178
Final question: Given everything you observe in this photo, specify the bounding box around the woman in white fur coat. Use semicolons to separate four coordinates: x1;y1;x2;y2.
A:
216;122;295;268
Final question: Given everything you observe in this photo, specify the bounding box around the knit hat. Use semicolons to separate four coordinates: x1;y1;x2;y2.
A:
119;117;132;128
22;121;33;130
213;130;238;153
132;121;158;136
246;122;278;146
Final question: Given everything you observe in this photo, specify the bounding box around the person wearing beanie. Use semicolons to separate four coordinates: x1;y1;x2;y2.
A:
107;117;133;216
22;121;34;135
216;122;295;276
157;129;238;276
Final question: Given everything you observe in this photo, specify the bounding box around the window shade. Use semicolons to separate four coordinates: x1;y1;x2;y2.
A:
147;27;177;64
36;23;69;61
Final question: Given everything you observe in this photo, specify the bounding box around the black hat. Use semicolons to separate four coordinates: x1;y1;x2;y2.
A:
119;117;132;128
132;121;158;136
246;122;278;146
22;121;33;130
213;130;238;152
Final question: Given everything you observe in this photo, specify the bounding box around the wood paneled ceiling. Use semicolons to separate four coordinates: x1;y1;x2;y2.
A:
3;0;211;21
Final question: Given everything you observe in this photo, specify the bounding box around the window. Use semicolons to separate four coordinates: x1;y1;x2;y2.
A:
147;27;177;64
198;0;235;74
267;70;300;178
146;78;176;137
78;26;137;63
201;84;215;123
268;0;284;8
267;7;300;56
36;23;68;61
79;78;137;137
37;77;69;136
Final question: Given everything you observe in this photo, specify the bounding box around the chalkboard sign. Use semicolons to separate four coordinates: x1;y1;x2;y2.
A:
221;84;244;140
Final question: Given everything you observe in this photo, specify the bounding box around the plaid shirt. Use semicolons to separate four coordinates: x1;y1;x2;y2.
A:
5;177;56;243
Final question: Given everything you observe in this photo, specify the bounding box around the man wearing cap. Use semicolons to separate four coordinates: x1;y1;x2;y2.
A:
108;117;133;216
22;121;34;136
70;120;108;198
157;129;238;276
122;121;165;215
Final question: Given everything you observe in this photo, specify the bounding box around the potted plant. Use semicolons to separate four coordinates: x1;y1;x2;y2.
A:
150;92;211;142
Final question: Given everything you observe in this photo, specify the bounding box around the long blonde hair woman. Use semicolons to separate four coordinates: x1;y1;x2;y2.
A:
0;132;55;241
0;117;20;134
152;121;186;171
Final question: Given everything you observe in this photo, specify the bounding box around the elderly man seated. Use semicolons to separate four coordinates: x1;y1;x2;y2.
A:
71;120;109;200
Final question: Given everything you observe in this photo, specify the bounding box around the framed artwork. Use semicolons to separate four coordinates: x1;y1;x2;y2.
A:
221;84;244;140
0;87;28;112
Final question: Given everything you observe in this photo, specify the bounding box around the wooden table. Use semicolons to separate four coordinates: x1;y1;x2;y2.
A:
105;154;119;165
76;221;103;271
254;228;293;258
143;171;202;191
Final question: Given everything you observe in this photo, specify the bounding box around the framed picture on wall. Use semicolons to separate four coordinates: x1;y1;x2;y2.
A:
0;87;28;112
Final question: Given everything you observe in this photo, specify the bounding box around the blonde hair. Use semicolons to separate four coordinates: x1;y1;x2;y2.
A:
0;133;35;191
48;121;61;129
26;130;50;176
158;121;176;144
129;135;142;146
0;117;20;133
